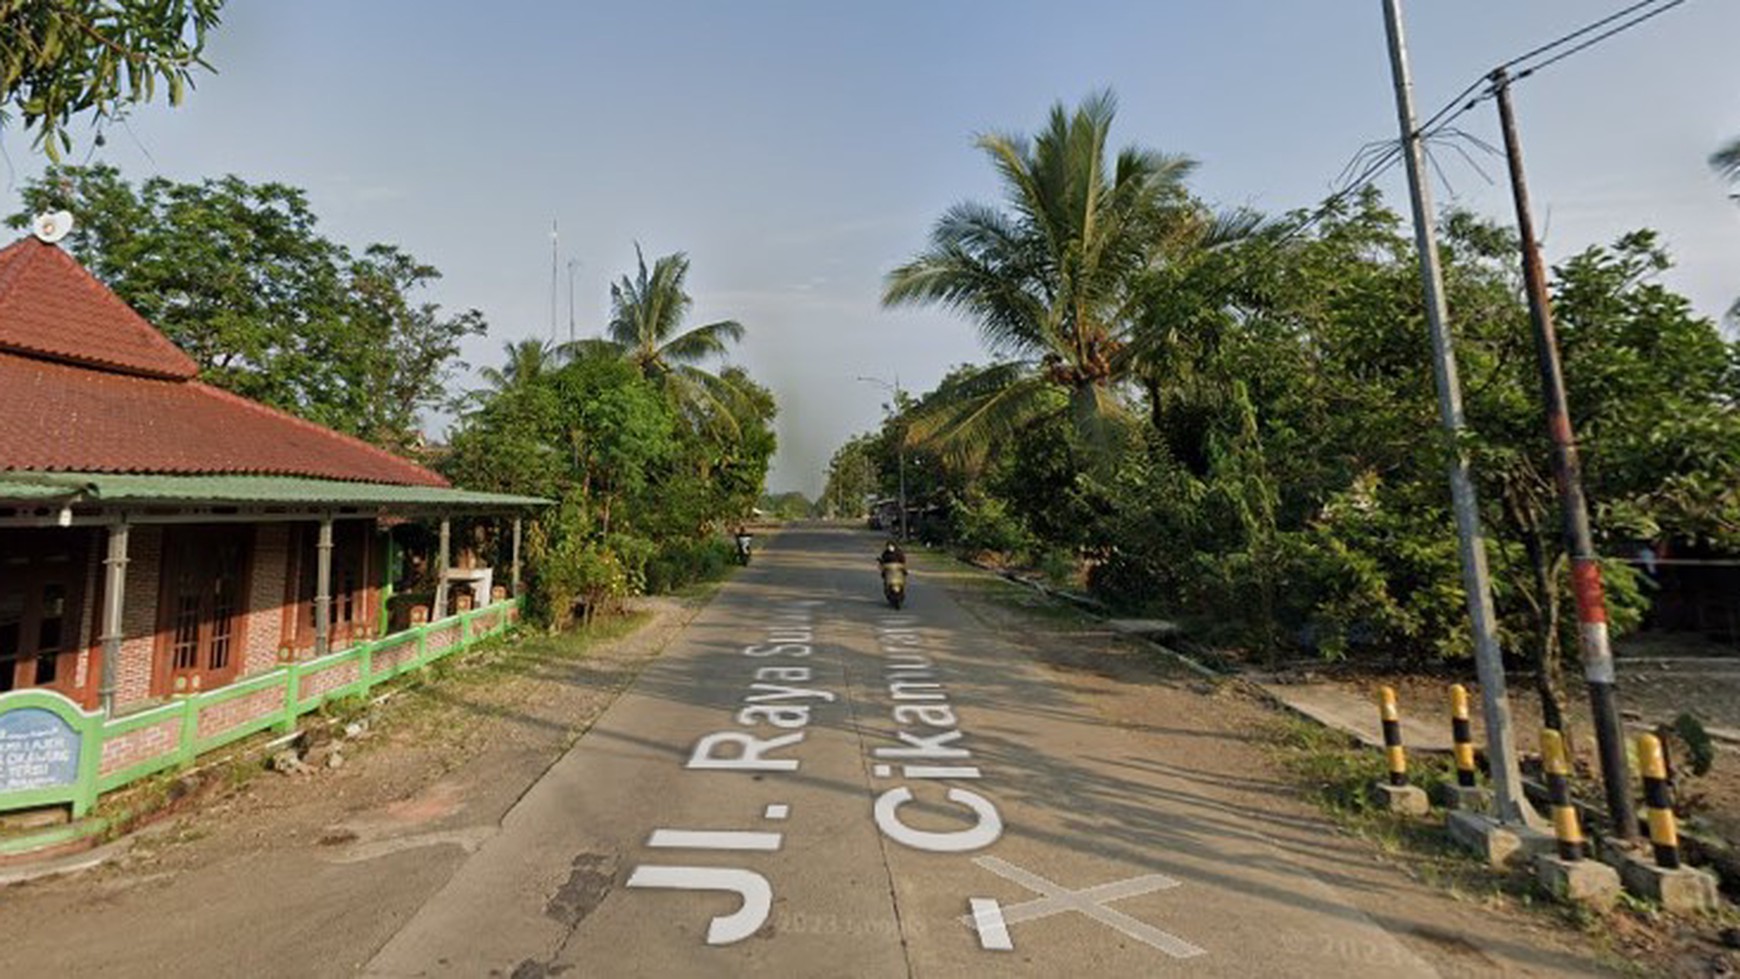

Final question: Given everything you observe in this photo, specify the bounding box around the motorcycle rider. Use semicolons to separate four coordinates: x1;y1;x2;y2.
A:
877;539;909;607
877;540;906;568
734;525;754;563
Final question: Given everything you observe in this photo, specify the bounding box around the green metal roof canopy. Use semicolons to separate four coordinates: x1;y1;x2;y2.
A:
0;472;548;510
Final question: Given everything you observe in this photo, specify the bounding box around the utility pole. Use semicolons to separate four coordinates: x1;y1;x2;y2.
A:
1382;0;1535;826
550;219;560;341
1491;67;1635;839
567;259;581;344
895;374;908;543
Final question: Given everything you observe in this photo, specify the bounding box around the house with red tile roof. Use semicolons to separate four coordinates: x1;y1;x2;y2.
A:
0;227;541;827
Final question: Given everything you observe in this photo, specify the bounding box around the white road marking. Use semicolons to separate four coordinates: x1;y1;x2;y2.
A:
962;856;1206;959
626;866;773;945
764;803;790;820
646;829;783;851
968;898;1013;951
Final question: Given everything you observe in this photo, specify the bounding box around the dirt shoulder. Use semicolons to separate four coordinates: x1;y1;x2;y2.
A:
912;549;1647;978
0;591;711;979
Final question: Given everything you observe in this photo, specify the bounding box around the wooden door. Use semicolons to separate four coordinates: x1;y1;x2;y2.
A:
155;526;252;696
0;530;90;695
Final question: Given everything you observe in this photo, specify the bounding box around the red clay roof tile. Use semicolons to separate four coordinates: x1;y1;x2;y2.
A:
0;238;198;379
0;236;448;488
0;351;449;486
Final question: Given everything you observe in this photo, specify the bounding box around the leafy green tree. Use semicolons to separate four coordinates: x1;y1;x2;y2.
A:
2;0;222;159
882;90;1200;467
1465;228;1740;733
341;244;487;450
819;434;878;518
9;165;483;447
759;491;813;520
446;336;777;623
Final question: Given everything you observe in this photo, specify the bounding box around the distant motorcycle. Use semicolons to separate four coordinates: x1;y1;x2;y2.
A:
880;561;907;609
734;532;753;566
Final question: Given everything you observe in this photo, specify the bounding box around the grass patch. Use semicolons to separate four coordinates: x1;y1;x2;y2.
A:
384;612;653;734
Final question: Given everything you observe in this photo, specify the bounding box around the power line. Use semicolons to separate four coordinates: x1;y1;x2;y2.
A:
1414;0;1690;144
1513;0;1687;78
1238;0;1688;261
1498;0;1675;74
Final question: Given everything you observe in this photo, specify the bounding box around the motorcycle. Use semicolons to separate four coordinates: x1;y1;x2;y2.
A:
734;533;753;566
880;561;907;609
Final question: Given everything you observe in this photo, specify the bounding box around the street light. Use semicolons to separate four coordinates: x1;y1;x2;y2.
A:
856;374;908;542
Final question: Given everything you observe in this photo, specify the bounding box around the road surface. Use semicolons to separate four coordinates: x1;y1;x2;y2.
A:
359;524;1460;978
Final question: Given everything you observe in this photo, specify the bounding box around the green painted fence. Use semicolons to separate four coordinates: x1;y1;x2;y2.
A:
0;599;520;819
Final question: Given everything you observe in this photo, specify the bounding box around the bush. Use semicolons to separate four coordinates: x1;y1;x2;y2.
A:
643;536;734;594
951;490;1035;559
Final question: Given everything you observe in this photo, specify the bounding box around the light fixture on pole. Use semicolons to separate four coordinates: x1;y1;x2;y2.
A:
856;374;908;542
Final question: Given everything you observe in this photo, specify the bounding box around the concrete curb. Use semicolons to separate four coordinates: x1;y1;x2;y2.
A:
950;553;1228;683
0;836;130;887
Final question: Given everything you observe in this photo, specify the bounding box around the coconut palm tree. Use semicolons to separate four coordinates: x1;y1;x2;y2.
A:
605;245;749;436
1715;137;1740;321
479;337;563;393
881;90;1201;469
1713;136;1740;187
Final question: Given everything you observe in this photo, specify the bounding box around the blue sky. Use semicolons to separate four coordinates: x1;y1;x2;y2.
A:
4;1;1736;495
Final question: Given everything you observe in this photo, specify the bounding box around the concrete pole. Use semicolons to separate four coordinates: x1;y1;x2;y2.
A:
98;518;129;717
434;517;451;620
896;374;909;543
1383;0;1536;825
314;516;333;658
1492;69;1635;838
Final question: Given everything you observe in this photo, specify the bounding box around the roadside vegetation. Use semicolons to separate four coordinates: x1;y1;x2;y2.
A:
828;90;1740;744
9;167;778;630
439;247;776;628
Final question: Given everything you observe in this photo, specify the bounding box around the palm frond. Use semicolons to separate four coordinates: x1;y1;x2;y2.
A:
560;337;625;362
659;318;745;364
1713;137;1740;183
663;365;744;441
902;364;1057;471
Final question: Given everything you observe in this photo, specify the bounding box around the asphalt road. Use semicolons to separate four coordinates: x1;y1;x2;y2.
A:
364;523;1442;978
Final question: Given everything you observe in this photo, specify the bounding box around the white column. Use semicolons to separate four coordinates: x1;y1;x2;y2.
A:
434;517;451;619
314;516;333;658
99;518;129;717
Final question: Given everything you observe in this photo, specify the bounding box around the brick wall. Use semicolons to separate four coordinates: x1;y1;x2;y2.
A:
298;658;361;702
426;623;460;655
99;718;179;777
196;685;285;740
371;635;417;675
243;525;289;677
115;526;163;709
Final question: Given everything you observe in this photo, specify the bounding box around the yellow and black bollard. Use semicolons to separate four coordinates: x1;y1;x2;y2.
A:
1379;686;1408;787
1449;684;1477;788
1534;728;1622;907
1371;686;1428;814
1636;733;1681;870
1541;730;1585;861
